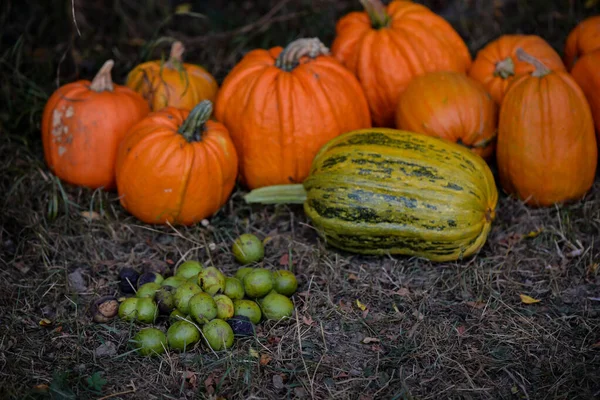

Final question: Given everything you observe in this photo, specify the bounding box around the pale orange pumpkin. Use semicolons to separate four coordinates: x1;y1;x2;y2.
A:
395;71;498;159
115;101;238;226
126;41;218;111
331;0;472;127
41;60;150;190
564;15;600;70
497;49;597;207
571;50;600;139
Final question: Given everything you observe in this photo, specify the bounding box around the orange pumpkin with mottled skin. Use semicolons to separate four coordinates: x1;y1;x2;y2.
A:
115;101;238;226
41;60;150;190
331;0;471;128
395;71;498;159
214;37;371;190
497;49;597;207
126;41;218;111
468;35;565;105
564;16;600;70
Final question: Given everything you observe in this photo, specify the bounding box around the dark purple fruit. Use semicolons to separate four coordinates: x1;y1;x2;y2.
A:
119;267;140;294
137;272;164;288
226;315;255;337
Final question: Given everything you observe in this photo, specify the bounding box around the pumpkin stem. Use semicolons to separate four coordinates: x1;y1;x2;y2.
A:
275;38;330;72
360;0;390;29
244;184;307;205
89;60;115;92
515;48;551;77
166;41;185;69
493;57;515;79
178;100;213;142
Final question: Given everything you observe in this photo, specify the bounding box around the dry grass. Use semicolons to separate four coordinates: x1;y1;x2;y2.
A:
1;0;600;399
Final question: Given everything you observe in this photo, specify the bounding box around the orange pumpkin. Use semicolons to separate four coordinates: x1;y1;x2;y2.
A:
330;0;472;128
115;101;238;226
395;71;498;159
571;50;600;139
468;35;565;105
214;37;371;190
497;49;597;207
564;15;600;70
41;60;150;190
125;41;219;111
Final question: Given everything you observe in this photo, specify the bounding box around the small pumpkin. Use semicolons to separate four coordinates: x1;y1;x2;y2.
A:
497;49;597;207
395;71;498;159
214;37;371;190
126;41;219;111
468;34;565;105
115;100;238;226
564;15;600;70
41;60;150;190
571;50;600;138
331;0;472;127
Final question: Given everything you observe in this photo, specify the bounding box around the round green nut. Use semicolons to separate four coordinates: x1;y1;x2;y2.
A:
133;328;167;356
261;292;294;321
167;320;201;352
136;282;161;298
213;294;235;320
136;297;159;324
155;287;175;314
169;309;188;324
118;297;139;321
175;261;204;279
273;270;298;297
202;319;234;351
173;282;203;315
224;277;245;300
233;299;262;325
189;292;218;324
161;276;187;289
243;268;274;298
198;266;226;296
234;267;254;281
232;234;264;265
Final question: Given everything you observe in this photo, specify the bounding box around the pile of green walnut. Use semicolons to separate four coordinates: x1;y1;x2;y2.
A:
92;234;299;356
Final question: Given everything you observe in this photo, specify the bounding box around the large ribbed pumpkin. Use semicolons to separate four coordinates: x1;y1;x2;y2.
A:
571;51;600;138
245;128;498;262
126;41;219;111
214;38;371;190
497;49;598;207
331;0;472;127
564;15;600;70
115;101;238;226
468;34;565;105
41;60;150;190
395;71;498;159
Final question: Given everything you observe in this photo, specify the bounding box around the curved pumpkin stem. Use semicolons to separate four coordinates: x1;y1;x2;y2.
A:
90;60;115;92
494;57;515;79
166;41;185;70
178;100;213;142
275;38;330;72
360;0;390;29
515;48;551;77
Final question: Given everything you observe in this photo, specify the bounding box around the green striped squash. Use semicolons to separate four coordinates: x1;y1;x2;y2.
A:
245;128;498;262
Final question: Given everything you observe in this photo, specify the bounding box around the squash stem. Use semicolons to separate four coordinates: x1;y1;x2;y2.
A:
178;100;212;142
360;0;390;29
275;38;330;72
493;57;515;79
89;60;115;92
515;48;551;77
244;184;307;205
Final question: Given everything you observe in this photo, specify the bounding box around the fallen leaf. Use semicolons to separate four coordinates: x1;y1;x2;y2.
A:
392;303;401;314
165;259;175;265
591;341;600;349
412;310;424;320
334;372;349;379
362;337;380;344
13;262;30;274
95;341;117;358
356;299;367;311
249;348;259;358
465;301;486;309
520;294;541;304
32;384;49;393
39;318;52;327
203;373;215;393
524;228;543;238
260;354;272;366
302;315;314;326
566;248;583;258
272;374;284;390
68;268;87;293
393;288;410;297
80;211;101;220
347;273;358;281
456;325;466;336
278;253;289;266
362;309;369;318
